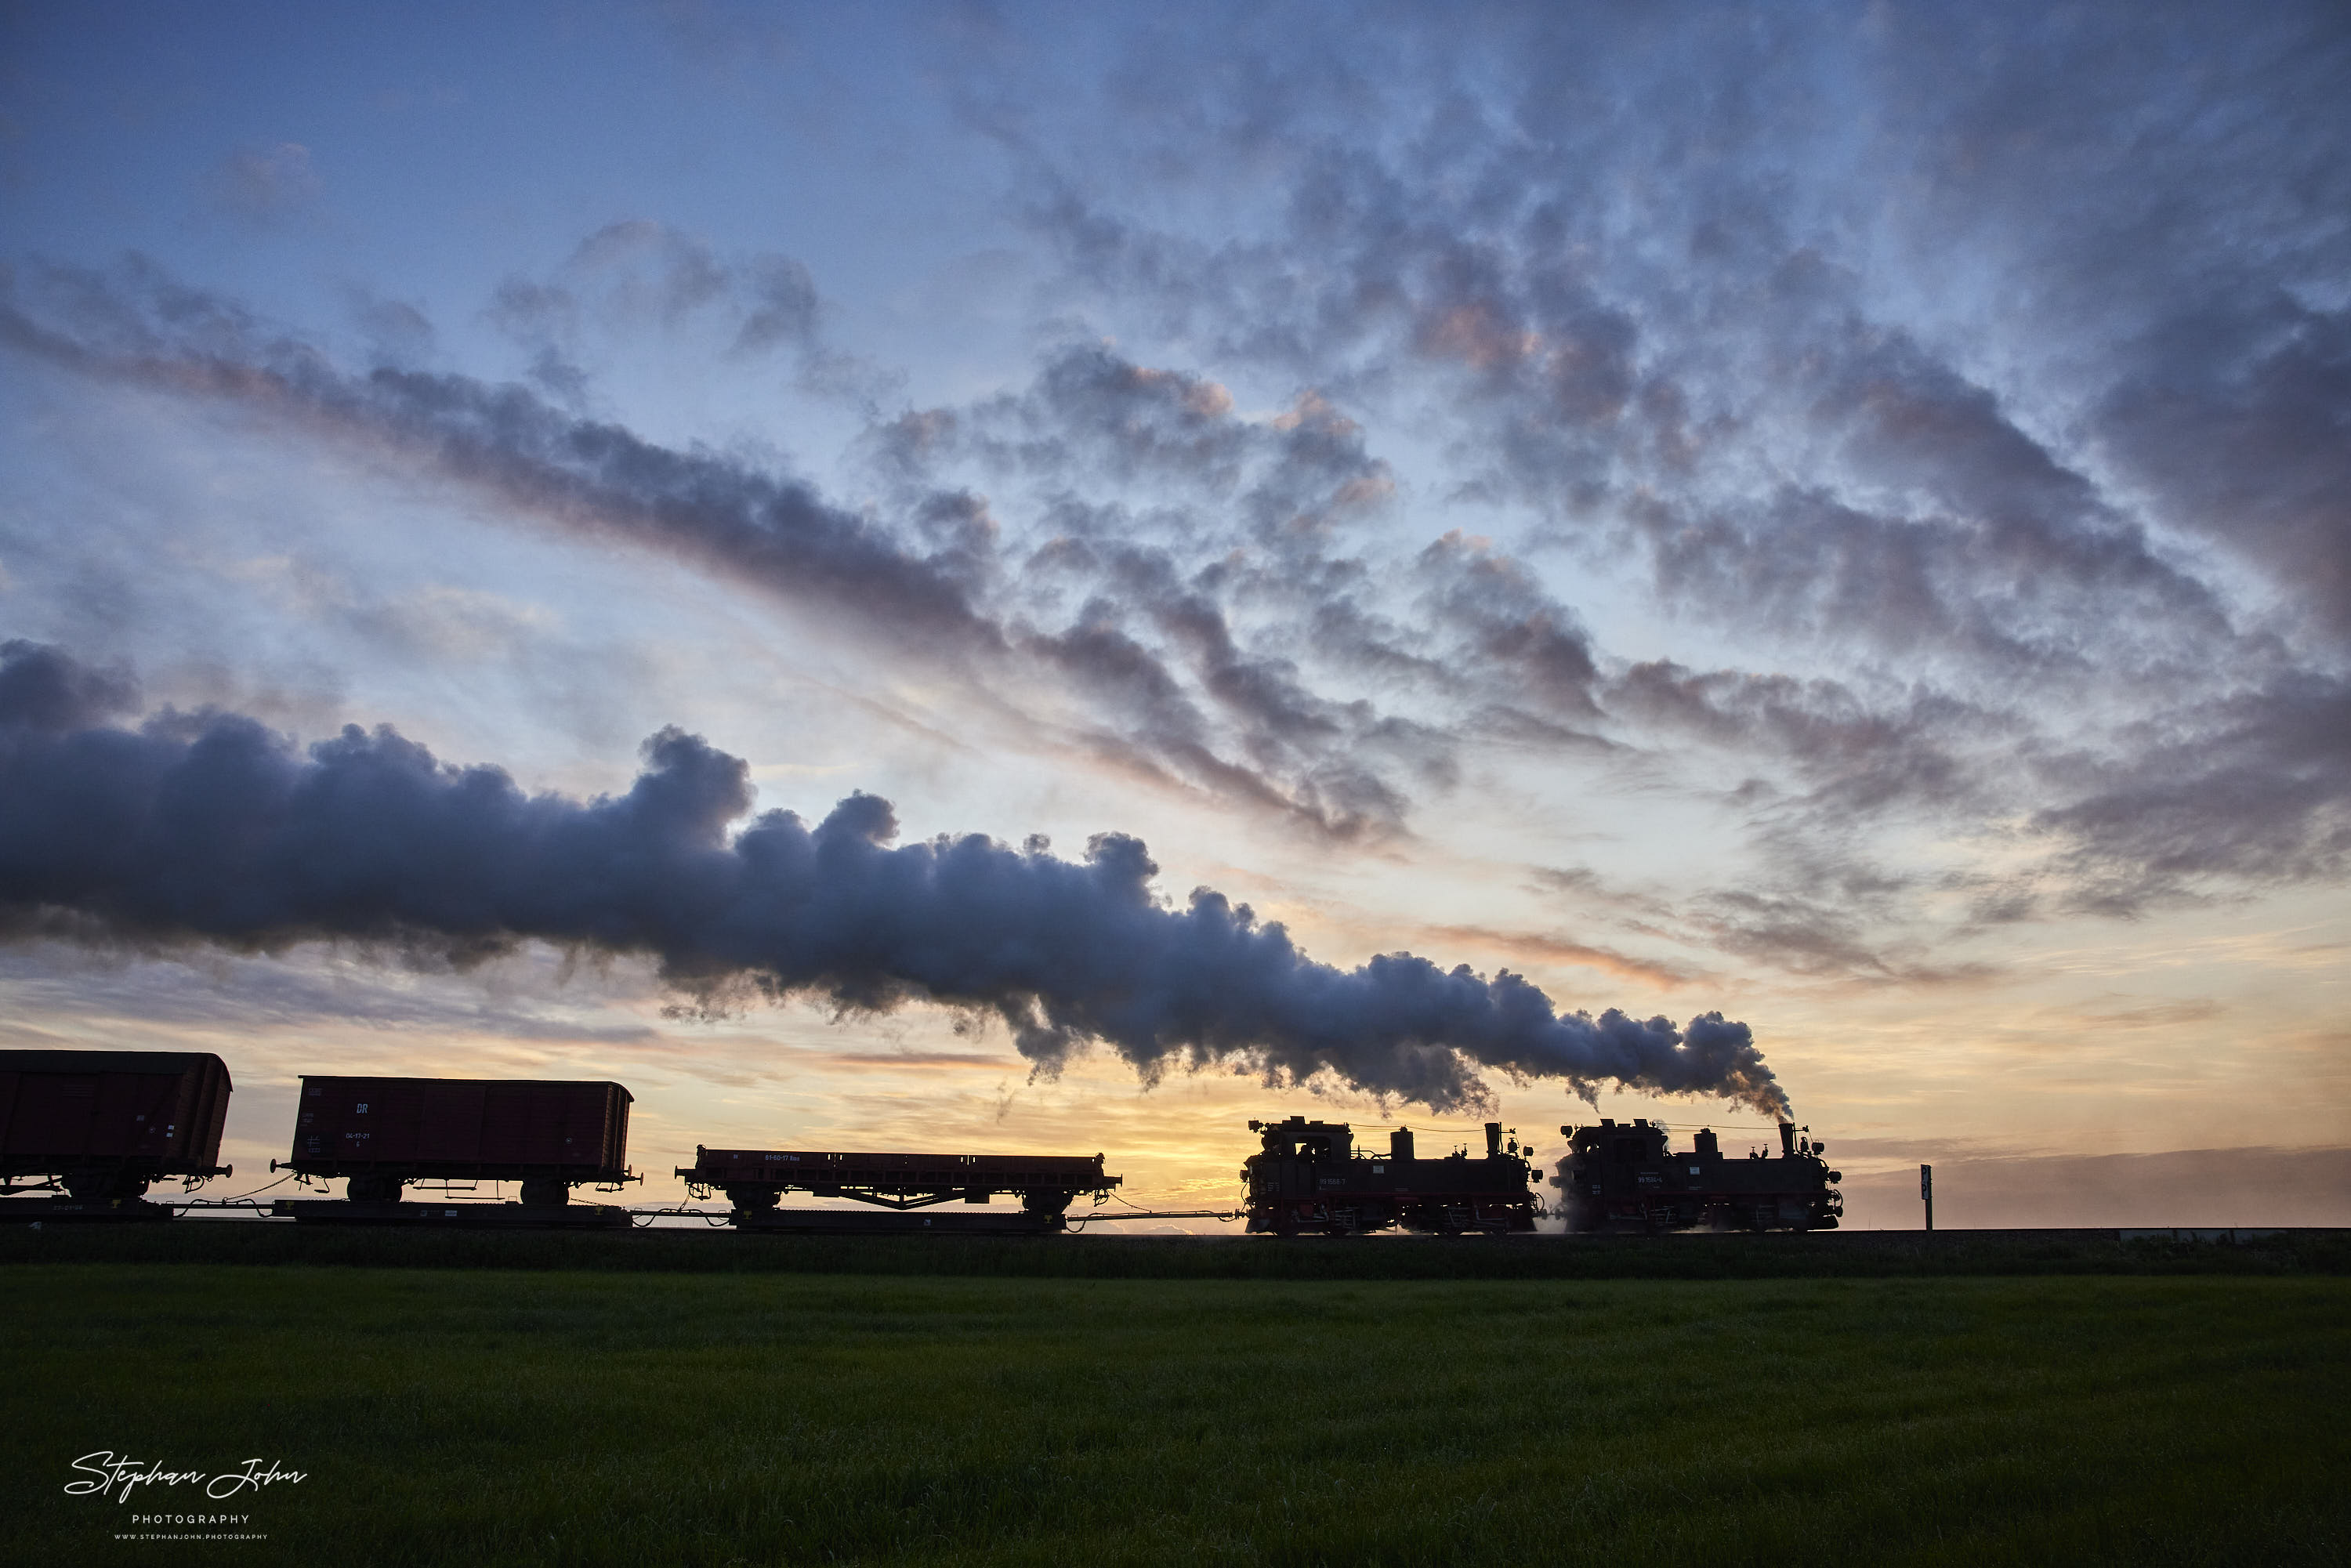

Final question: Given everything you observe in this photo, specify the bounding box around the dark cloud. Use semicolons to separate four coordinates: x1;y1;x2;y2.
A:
0;639;139;731
0;644;1788;1114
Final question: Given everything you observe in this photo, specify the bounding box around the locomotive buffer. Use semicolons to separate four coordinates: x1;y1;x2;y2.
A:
677;1146;1121;1234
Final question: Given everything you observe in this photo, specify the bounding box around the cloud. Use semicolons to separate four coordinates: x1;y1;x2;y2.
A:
0;638;139;730
2094;300;2351;642
0;263;1444;838
480;221;878;404
5;199;2349;925
2029;669;2351;911
0;641;1789;1114
205;143;321;221
1414;923;1696;990
983;2;2351;925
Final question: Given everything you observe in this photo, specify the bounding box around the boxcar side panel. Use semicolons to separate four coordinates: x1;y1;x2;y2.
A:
416;1081;487;1163
289;1076;632;1179
0;1052;234;1175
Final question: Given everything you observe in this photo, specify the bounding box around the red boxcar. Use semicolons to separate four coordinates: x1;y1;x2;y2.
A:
677;1146;1118;1216
284;1076;633;1204
0;1050;234;1199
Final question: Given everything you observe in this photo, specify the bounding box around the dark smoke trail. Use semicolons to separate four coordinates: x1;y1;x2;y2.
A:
0;641;1788;1114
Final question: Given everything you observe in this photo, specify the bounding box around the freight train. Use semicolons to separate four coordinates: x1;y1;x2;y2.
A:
1;1047;1842;1234
1552;1117;1842;1232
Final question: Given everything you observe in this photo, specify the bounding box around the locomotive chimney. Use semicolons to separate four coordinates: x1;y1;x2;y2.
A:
1694;1128;1719;1160
1484;1122;1502;1158
1777;1120;1796;1159
1390;1128;1415;1161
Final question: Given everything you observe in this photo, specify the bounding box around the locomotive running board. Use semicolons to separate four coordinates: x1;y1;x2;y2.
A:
271;1200;632;1228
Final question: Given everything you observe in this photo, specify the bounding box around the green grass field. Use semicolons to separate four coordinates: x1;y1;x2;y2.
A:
5;1260;2344;1566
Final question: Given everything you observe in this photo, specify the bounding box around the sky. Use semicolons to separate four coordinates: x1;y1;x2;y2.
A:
2;1;2346;1229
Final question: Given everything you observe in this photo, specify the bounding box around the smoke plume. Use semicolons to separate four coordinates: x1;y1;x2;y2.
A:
0;640;1787;1114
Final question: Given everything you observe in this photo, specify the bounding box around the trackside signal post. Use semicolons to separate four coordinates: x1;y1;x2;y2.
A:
1921;1163;1934;1231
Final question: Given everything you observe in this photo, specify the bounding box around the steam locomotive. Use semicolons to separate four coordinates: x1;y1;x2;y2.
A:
1551;1117;1842;1232
1241;1114;1541;1236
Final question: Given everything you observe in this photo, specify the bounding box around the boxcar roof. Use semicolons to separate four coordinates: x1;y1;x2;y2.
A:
0;1048;230;1081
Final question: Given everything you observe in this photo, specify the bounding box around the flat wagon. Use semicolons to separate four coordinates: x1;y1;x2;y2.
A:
677;1145;1120;1229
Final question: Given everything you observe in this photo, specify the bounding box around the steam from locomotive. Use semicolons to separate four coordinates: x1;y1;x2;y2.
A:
0;639;1788;1114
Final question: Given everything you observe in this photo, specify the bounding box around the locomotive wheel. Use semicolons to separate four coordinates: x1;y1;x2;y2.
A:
1273;1208;1301;1238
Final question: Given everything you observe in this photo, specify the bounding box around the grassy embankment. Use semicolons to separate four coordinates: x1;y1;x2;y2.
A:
5;1257;2345;1566
5;1217;2349;1276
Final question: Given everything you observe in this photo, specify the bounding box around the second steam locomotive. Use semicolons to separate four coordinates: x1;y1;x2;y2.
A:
1551;1117;1842;1233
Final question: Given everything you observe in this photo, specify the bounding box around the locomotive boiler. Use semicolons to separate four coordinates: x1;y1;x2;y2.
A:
1242;1114;1541;1236
1552;1117;1842;1232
